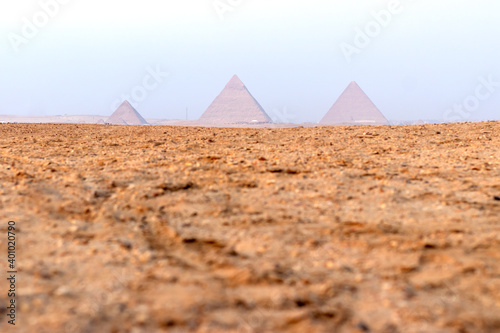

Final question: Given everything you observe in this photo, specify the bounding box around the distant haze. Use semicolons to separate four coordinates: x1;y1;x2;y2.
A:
1;0;499;123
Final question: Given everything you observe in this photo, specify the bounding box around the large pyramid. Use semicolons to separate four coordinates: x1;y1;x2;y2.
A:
320;82;389;125
199;75;272;124
107;101;148;125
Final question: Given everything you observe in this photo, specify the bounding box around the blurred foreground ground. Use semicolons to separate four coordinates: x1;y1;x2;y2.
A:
0;122;499;333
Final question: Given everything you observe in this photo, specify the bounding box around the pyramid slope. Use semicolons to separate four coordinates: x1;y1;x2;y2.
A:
199;75;272;124
320;82;389;125
107;101;148;125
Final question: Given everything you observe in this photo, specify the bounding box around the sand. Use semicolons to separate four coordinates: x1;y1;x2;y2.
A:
0;122;499;333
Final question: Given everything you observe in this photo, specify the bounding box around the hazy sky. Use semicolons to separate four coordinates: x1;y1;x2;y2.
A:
1;0;499;123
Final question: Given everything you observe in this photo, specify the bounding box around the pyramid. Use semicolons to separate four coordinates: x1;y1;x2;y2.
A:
107;101;148;125
320;82;389;125
199;75;272;124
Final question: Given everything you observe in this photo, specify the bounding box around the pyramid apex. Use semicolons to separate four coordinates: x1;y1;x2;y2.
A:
118;100;133;108
223;74;245;88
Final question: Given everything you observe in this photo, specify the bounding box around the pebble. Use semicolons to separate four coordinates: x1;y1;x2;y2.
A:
54;286;73;297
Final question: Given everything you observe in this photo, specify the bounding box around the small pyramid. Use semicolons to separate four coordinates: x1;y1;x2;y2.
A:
199;75;272;124
320;82;389;125
107;101;148;125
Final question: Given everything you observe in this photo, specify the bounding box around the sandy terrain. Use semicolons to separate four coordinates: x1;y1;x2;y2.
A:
0;122;499;333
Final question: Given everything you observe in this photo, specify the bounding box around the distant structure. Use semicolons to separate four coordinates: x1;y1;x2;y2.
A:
320;81;389;126
107;101;149;125
199;75;272;124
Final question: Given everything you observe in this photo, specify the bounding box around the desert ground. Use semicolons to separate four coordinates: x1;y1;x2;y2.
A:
0;122;499;333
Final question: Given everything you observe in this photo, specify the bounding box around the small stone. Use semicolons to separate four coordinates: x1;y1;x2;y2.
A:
94;190;112;198
69;225;79;233
35;269;52;280
134;305;149;324
54;286;73;297
118;239;133;250
139;251;152;263
357;321;370;332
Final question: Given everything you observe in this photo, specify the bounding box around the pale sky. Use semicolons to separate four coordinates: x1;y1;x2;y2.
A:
1;0;499;123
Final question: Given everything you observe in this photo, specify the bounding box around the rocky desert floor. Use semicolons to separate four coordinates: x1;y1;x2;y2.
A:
0;122;499;333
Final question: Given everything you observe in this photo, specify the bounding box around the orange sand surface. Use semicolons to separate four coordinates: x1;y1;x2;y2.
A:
0;122;499;333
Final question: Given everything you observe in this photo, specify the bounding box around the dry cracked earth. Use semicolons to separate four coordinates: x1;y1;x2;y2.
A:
0;122;499;333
